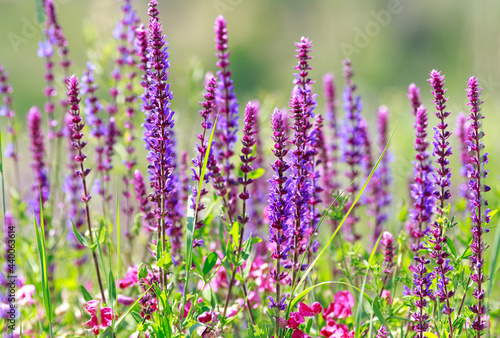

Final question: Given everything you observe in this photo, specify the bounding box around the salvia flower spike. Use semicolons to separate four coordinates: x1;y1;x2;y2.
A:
268;108;292;324
427;70;455;332
466;76;490;336
66;74;107;304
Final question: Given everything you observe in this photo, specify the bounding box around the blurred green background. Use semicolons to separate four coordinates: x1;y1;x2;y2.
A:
1;0;499;208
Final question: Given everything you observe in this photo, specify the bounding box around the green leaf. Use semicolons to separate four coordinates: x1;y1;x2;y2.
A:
80;284;93;302
138;263;149;280
446;236;457;258
131;311;142;323
99;326;113;338
238;234;254;265
71;219;88;247
109;269;117;302
33;193;53;323
157;250;173;270
229;221;240;246
186;323;203;338
423;333;439;338
248;167;265;180
203;252;218;276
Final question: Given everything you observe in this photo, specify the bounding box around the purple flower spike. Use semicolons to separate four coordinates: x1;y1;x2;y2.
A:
213;16;239;218
322;73;340;200
428;70;452;210
381;231;395;275
27;106;50;216
408;83;422;117
143;0;176;271
67;74;107;303
409;106;435;248
341;59;364;241
377;325;389;338
268;108;292;315
466;76;490;335
456;113;472;199
133;169;156;232
192;76;218;234
428;70;455;331
0;63;20;190
372;106;391;241
289;92;312;284
294;37;316;117
411;255;432;337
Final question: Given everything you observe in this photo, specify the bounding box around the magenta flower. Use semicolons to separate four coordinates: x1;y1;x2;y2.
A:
16;285;36;307
407;83;422;117
287;311;305;329
298;301;322;317
377;325;389;338
83;300;117;336
323;290;355;320
381;231;395;275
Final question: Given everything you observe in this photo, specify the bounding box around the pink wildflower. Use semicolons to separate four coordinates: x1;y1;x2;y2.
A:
287;311;305;329
292;329;309;338
117;294;135;306
117;265;139;289
83;300;117;336
381;290;392;305
16;284;36;306
298;301;322;317
323;290;355;320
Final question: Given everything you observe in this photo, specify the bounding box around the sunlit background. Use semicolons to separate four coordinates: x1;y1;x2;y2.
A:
1;0;499;215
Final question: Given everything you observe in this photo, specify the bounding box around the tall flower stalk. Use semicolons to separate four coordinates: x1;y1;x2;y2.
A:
143;0;176;287
214;16;239;220
268;108;292;337
322;73;340;201
222;102;258;324
341;59;364;241
27;106;50;222
409;105;434;337
0;63;20;191
289;93;311;288
466;76;490;337
428;70;455;335
66;75;106;303
191;76;217;241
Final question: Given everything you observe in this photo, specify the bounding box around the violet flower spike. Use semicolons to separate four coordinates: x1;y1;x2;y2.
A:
144;0;176;286
66;74;107;304
322;73;340;200
192;76;217;236
133;169;156;232
373;106;391;241
409;106;435;249
0;63;20;190
289;92;312;286
456;113;472;199
27;106;50;220
408;83;422;117
268;108;292;324
63;114;85;253
221;102;259;324
213;15;239;219
466;76;490;336
427;70;455;333
341;59;364;241
411;255;432;337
